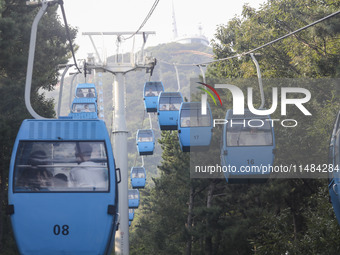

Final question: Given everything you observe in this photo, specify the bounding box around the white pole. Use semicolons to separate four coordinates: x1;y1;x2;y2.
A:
148;113;153;129
82;31;156;255
113;73;129;255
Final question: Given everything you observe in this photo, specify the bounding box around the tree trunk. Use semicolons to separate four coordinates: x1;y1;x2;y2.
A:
186;186;194;255
205;182;215;255
0;147;4;253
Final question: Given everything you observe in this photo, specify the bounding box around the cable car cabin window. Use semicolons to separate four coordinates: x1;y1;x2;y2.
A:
137;131;153;142
14;141;109;192
180;108;211;127
159;97;182;111
72;103;96;113
76;88;96;98
132;168;145;178
226;120;273;147
144;83;163;97
335;133;340;168
128;190;139;199
137;169;145;178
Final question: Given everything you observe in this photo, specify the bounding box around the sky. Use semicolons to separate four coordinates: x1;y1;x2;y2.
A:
59;0;266;61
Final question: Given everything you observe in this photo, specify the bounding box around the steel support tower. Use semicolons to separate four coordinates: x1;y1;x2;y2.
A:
83;31;156;255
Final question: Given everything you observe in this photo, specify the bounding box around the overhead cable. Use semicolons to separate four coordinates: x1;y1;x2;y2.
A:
158;9;340;67
58;0;82;73
125;0;160;40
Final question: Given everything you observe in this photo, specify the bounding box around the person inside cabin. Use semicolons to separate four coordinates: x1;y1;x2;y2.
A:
132;171;138;179
140;136;147;142
76;89;84;97
36;169;53;190
53;173;68;189
70;143;107;190
84;104;91;112
169;104;177;111
182;119;190;127
86;88;95;98
138;170;145;178
146;88;155;97
161;104;167;111
139;134;153;142
241;127;267;146
17;150;52;191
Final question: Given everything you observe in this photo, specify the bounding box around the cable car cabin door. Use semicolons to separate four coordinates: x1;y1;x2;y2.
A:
222;111;275;183
329;178;340;224
131;167;146;189
329;129;340;224
128;189;140;209
136;130;155;156
131;178;146;189
8;120;117;255
222;145;274;183
143;81;164;113
157;92;183;130
179;126;212;152
178;102;212;152
9;193;116;255
158;109;180;130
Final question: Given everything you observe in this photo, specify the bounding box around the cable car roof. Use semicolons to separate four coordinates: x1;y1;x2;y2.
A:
131;167;145;172
137;129;154;136
17;119;108;140
181;102;210;110
128;189;140;195
76;83;96;89
71;97;97;104
144;81;164;90
159;92;182;98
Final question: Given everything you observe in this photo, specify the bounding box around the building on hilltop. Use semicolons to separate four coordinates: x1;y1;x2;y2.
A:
171;1;209;46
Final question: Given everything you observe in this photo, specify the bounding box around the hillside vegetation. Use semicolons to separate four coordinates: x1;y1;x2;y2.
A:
129;1;340;254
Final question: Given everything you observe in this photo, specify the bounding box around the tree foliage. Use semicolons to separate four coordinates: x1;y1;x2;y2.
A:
130;0;340;254
0;1;76;253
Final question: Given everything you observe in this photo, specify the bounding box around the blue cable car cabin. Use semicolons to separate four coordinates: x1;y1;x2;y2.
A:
329;128;340;224
178;102;213;152
8;119;119;255
128;189;140;209
136;129;155;156
131;167;146;189
69;97;98;119
129;209;135;221
75;83;97;99
328;111;340;224
221;109;275;184
157;92;183;130
329;111;340;162
143;81;164;112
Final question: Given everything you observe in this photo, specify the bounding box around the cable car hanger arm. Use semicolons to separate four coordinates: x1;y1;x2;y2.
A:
250;53;265;109
25;0;78;119
25;1;51;119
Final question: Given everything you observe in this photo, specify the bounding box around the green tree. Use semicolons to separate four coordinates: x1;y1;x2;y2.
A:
0;1;77;253
130;0;340;254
